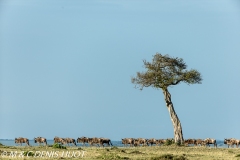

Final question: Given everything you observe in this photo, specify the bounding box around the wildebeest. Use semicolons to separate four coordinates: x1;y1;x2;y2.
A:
156;139;165;146
147;138;157;146
122;138;134;147
100;138;113;147
195;139;204;146
133;138;147;147
88;137;101;147
53;136;63;143
231;139;240;148
203;138;217;148
15;137;29;146
61;138;77;146
184;139;196;146
77;136;89;146
224;138;233;148
34;137;47;146
224;138;240;148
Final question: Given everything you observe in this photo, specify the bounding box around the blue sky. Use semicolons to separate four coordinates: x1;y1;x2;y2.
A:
0;0;240;141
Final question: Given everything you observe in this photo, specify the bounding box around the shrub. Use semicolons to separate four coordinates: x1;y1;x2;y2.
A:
52;143;66;149
164;139;175;146
23;151;35;156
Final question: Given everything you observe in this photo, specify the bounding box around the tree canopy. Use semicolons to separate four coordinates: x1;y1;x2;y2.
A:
131;53;202;90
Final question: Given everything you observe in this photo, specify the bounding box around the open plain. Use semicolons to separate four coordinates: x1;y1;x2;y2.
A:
1;143;240;160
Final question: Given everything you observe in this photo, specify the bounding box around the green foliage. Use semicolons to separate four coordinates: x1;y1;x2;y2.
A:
132;53;202;90
52;143;66;149
23;151;35;156
0;142;4;146
151;154;187;160
164;139;175;146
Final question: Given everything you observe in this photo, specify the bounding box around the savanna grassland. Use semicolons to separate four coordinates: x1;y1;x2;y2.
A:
1;143;240;160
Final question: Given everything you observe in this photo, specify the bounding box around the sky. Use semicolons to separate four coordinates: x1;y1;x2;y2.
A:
0;0;240;141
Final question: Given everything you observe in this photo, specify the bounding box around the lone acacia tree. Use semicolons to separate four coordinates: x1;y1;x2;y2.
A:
131;53;202;144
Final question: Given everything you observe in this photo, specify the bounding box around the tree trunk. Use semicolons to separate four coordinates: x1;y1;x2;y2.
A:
163;88;184;144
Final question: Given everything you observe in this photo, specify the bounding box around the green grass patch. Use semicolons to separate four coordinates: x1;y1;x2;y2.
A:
23;151;35;156
52;143;66;149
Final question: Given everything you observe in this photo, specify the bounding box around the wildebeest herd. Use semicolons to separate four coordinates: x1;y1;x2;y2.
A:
13;137;240;148
14;136;113;147
183;138;217;147
122;138;218;148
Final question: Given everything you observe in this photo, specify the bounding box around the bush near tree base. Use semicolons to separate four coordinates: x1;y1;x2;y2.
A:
52;143;66;149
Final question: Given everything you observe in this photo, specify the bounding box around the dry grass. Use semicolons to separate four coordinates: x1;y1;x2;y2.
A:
1;144;240;159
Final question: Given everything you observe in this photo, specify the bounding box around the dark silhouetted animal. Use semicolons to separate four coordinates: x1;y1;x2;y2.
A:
100;138;113;147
